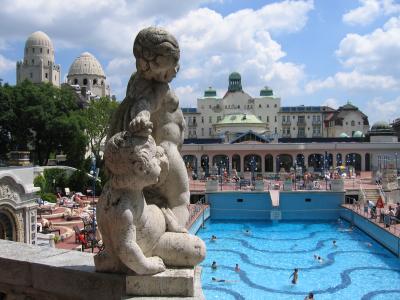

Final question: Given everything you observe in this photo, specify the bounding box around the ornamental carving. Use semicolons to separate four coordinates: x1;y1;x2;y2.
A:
0;184;19;202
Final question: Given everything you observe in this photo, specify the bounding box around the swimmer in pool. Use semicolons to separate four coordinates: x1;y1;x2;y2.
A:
244;229;252;236
235;263;240;272
289;268;298;284
212;277;237;283
211;235;217;242
333;240;337;247
211;261;217;270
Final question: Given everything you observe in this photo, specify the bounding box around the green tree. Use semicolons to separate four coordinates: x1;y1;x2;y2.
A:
0;81;87;167
83;97;119;159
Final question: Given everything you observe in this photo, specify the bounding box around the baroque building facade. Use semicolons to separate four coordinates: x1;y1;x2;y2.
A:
182;72;369;140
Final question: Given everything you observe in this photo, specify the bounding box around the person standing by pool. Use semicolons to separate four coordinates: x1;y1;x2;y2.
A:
289;268;298;284
333;240;337;247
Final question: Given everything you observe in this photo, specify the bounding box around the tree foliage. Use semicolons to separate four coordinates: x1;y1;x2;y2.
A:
0;80;87;167
82;97;119;159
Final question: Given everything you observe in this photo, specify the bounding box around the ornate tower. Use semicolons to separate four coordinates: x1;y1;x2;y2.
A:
16;31;61;87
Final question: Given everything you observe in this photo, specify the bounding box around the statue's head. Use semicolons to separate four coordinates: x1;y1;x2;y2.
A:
133;27;180;83
105;131;169;189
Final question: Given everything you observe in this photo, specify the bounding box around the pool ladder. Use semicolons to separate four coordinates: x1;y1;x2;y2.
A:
270;209;282;221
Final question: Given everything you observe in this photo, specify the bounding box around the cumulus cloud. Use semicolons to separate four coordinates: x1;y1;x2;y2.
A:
305;71;398;93
0;0;314;100
366;96;400;123
337;16;400;77
322;98;340;109
343;0;400;26
0;54;14;74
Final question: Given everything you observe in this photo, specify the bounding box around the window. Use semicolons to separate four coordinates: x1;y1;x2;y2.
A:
55;75;57;81
283;116;286;122
209;116;212;123
267;116;269;122
93;79;97;85
259;104;262;108
101;80;104;86
32;48;35;53
31;59;34;64
346;122;348;125
74;78;78;84
238;105;240;109
30;73;33;78
274;116;277;122
209;128;212;135
267;104;269;108
225;105;227;109
259;116;262;120
40;48;42;53
209;105;212;109
274;104;277;108
83;78;88;85
307;115;310;119
274;127;277;133
45;73;48;79
317;116;320;121
201;128;204;136
358;122;361;125
351;120;355;126
293;116;295;119
201;116;204;123
217;116;221;122
47;49;49;54
48;61;50;66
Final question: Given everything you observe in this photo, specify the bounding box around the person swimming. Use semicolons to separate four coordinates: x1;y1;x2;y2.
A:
333;240;337;247
244;229;252;236
235;263;240;272
211;261;217;270
317;256;323;263
212;277;237;283
211;235;217;241
289;268;298;284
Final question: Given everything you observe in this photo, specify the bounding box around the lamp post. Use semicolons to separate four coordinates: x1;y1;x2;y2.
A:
90;155;99;253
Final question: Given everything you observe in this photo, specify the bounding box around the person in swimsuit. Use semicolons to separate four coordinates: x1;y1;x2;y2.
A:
289;268;298;284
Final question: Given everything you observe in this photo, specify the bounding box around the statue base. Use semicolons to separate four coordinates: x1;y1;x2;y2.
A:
125;267;204;299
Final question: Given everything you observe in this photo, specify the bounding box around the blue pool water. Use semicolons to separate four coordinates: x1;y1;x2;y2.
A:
197;220;400;300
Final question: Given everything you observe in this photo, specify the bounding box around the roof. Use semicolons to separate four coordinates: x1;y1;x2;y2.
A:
260;86;273;97
280;106;332;113
25;31;53;49
229;72;241;80
371;121;390;131
181;108;198;113
217;114;264;125
68;52;105;77
230;130;271;144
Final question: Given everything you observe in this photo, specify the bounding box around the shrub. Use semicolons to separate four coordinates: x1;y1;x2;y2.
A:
68;170;89;193
40;192;57;203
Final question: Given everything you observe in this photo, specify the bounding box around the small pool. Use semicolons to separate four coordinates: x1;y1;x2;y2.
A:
197;220;400;300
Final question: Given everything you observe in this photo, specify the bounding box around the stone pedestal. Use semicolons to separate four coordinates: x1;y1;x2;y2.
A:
126;267;204;299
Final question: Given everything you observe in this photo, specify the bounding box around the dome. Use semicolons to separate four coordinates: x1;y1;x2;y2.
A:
339;132;349;138
68;52;105;77
25;31;53;49
353;131;363;137
371;121;390;131
229;72;241;80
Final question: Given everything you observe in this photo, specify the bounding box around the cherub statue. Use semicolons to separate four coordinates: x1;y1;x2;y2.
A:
95;131;205;275
108;27;189;226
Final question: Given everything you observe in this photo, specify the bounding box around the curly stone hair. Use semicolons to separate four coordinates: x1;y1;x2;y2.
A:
133;27;180;76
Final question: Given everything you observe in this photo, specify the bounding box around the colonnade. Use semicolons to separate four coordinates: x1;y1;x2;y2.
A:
182;151;371;174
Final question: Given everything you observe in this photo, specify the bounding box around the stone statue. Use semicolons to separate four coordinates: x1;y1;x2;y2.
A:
108;27;189;227
95;27;206;275
95;132;205;275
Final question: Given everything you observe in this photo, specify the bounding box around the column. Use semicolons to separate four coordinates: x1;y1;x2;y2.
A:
361;152;365;171
273;155;277;173
261;154;265;175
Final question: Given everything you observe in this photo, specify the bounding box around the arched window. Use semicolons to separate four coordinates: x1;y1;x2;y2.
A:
351;120;355;126
265;154;273;172
93;79;98;85
101;80;104;86
232;154;241;172
74;78;78;85
83;78;88;85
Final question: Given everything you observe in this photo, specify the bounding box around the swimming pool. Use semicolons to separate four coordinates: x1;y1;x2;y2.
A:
197;220;400;300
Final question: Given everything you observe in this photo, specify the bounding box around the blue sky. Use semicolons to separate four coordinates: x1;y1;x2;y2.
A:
0;0;400;125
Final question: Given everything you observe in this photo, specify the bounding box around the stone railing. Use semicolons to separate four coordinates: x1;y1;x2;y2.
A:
0;240;204;300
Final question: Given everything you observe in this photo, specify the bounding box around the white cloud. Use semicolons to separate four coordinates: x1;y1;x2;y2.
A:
343;0;400;26
337;17;400;76
322;98;340;109
174;85;198;107
0;0;314;100
366;96;400;123
0;54;14;73
305;71;398;93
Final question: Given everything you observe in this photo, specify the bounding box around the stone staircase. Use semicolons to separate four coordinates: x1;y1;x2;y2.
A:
363;188;381;202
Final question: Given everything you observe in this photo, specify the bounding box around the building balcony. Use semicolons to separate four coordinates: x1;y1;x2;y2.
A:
297;121;306;126
312;120;321;125
282;120;291;125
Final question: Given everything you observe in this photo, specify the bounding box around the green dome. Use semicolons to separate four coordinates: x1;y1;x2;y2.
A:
353;131;363;137
260;86;273;97
339;132;349;138
371;121;390;131
229;72;241;80
204;86;217;97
